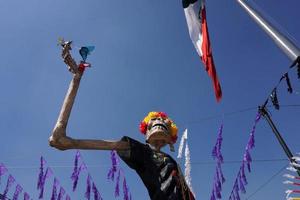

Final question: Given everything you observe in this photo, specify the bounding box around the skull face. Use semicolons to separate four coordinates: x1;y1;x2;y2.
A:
146;116;172;146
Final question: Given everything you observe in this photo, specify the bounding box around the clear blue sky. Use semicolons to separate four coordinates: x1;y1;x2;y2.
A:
0;0;300;199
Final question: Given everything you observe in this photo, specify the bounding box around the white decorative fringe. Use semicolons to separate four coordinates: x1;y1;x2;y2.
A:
177;129;188;159
184;143;194;194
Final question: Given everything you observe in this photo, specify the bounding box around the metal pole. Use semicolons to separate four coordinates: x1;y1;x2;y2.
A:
259;106;300;176
237;0;300;174
236;0;300;62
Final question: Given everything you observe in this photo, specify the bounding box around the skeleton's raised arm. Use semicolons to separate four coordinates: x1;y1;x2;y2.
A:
49;42;129;151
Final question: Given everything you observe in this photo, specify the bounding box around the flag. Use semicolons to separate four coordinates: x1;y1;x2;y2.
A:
183;0;222;102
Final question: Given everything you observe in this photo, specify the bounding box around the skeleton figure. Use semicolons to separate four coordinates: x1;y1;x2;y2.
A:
49;42;195;200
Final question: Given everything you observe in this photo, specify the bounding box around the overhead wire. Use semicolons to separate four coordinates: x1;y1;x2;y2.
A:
245;164;288;199
186;104;300;125
2;158;288;170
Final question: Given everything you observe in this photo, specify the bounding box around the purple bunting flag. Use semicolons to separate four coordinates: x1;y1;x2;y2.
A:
51;178;59;200
240;163;248;185
39;167;53;199
92;182;103;200
0;163;8;184
243;149;252;173
238;174;246;194
24;192;30;200
57;187;66;200
115;169;121;197
214;180;221;199
72;162;87;192
210;123;225;199
123;177;129;200
85;174;91;200
3;174;16;198
217;163;225;184
71;151;81;191
65;194;71;200
13;184;23;200
107;150;118;181
37;156;46;190
210;189;216;200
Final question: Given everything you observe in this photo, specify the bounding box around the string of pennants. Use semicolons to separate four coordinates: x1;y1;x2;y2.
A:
284;154;300;200
37;156;71;200
210;123;225;200
228;112;261;200
263;57;300;110
107;150;132;200
0;163;31;200
0;110;297;200
177;112;261;200
0;151;132;200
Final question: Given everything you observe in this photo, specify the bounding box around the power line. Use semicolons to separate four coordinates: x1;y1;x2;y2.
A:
186;104;300;125
191;158;288;165
245;164;288;199
3;158;288;170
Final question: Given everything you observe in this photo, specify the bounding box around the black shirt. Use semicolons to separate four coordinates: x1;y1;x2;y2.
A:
117;136;195;200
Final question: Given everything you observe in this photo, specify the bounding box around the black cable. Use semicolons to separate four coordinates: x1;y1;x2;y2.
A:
186;104;300;125
245;164;287;200
179;158;288;166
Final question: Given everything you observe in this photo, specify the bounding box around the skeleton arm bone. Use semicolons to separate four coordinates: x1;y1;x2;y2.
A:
49;44;129;151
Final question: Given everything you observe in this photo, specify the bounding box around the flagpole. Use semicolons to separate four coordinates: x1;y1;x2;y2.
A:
236;0;300;175
236;0;300;62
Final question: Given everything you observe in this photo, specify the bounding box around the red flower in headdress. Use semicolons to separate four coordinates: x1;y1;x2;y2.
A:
139;121;147;135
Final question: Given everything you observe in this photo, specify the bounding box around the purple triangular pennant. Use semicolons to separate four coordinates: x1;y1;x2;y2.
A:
24;192;30;200
85;174;91;200
238;174;246;194
0;163;8;184
92;182;102;200
51;178;59;200
107;150;118;181
65;194;71;200
3;174;16;198
240;163;248;185
37;156;46;190
123;177;129;200
71;151;81;191
39;167;53;199
115;169;121;197
57;187;66;200
210;189;216;200
12;184;23;200
71;162;86;192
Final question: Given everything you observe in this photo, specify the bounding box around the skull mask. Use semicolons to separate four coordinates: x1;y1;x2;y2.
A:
140;112;177;151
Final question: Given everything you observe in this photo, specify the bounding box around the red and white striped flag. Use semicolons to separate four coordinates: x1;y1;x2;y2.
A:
183;0;222;102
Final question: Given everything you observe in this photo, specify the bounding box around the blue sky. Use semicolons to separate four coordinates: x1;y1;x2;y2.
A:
0;0;300;199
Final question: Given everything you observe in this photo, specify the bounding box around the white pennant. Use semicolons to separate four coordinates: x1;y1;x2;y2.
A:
292;156;300;162
287;166;297;172
284;180;294;185
291;162;300;168
286;190;293;199
284;174;296;179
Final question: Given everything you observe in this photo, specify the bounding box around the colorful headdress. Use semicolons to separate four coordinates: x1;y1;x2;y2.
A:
139;111;178;143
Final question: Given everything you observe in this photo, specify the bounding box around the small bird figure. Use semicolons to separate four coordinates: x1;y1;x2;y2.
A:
79;46;95;62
